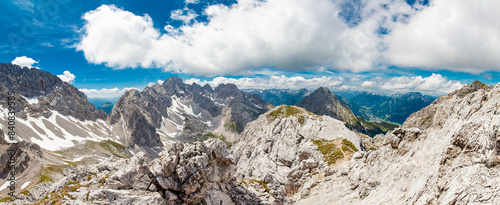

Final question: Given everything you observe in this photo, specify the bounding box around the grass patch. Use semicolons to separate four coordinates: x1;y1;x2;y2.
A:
20;190;30;195
33;180;89;204
268;106;310;125
101;174;111;184
341;139;359;152
38;175;54;184
249;179;270;193
224;121;244;133
0;197;14;202
311;139;344;165
203;132;232;147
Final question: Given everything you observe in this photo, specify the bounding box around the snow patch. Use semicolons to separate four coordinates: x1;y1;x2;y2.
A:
21;181;30;189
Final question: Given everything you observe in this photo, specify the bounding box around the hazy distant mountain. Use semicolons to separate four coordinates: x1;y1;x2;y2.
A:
298;87;398;136
246;88;310;106
88;97;119;108
345;92;435;124
97;102;114;114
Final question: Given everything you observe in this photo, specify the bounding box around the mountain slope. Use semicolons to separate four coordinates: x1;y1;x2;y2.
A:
247;88;310;106
232;105;363;204
298;87;398;136
296;81;500;204
109;77;270;150
347;92;434;124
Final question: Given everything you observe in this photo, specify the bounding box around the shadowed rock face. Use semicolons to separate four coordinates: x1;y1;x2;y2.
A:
0;63;106;121
298;87;357;123
109;76;269;148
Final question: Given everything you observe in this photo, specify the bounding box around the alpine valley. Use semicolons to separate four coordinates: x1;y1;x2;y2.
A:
1;63;499;205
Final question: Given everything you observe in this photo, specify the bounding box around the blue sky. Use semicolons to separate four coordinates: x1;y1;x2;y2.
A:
1;0;499;100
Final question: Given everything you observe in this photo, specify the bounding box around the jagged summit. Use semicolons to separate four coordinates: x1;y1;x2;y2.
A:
0;63;106;121
109;76;270;153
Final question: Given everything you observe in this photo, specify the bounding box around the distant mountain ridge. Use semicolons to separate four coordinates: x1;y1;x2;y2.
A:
298;87;398;136
345;91;435;124
247;88;310;106
109;77;271;152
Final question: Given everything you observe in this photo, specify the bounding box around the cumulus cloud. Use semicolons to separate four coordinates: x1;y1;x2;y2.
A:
77;1;399;75
170;9;197;24
80;87;138;99
185;73;463;96
11;56;39;69
186;75;343;90
147;80;164;87
57;71;76;84
359;73;464;96
384;0;500;73
77;1;500;75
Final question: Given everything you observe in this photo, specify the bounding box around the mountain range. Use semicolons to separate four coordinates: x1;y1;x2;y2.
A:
2;63;499;205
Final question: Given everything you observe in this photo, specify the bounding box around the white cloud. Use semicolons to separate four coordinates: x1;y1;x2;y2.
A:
80;87;138;99
78;1;500;76
147;80;164;87
185;75;343;90
57;71;76;84
359;73;463;96
170;9;198;24
77;2;393;76
185;73;463;96
11;56;38;69
384;0;500;73
185;0;199;4
76;5;161;69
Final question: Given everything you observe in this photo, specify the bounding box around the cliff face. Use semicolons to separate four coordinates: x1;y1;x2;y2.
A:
109;76;270;150
295;81;500;204
0;63;106;121
232;105;363;204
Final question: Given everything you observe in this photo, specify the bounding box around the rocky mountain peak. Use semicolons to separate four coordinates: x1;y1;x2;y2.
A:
0;63;105;121
297;87;355;123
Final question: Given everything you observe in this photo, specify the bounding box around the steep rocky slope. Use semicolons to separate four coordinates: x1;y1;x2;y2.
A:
298;87;398;136
109;77;270;151
295;81;500;204
10;139;259;205
232;105;363;204
0;63;105;121
347;92;434;124
248;89;310;106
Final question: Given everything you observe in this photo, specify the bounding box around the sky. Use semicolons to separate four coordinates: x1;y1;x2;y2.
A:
1;0;499;100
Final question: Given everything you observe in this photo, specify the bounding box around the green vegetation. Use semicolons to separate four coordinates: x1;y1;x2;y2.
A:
224;121;244;133
341;139;358;152
249;179;270;193
38;175;54;184
20;190;30;195
84;140;129;158
203;132;232;147
311;139;344;165
268;106;311;125
101;174;111;184
0;197;14;202
33;180;89;205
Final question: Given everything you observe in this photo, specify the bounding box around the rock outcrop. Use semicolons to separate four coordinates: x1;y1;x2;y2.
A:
109;77;270;149
0;63;106;121
295;81;500;204
149;139;260;205
232;106;363;203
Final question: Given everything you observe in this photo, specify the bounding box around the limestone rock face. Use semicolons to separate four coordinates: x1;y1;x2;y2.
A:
149;139;260;205
296;81;500;204
232;105;363;203
0;63;106;121
109;76;270;149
